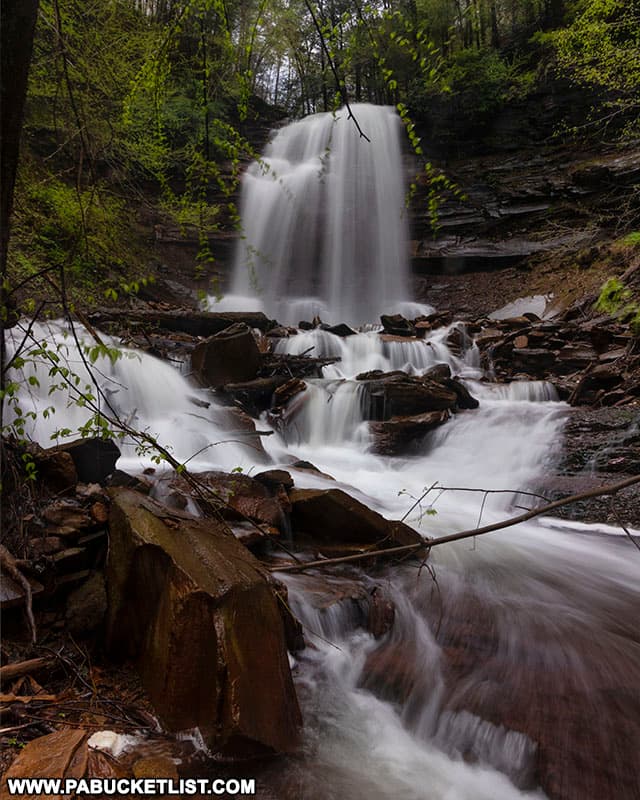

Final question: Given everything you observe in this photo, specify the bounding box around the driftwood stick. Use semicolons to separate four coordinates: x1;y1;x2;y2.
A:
270;542;425;573
270;474;640;574
0;658;54;684
0;544;36;643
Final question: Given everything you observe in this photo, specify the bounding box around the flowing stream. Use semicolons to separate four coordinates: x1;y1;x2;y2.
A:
8;318;640;798
7;105;640;798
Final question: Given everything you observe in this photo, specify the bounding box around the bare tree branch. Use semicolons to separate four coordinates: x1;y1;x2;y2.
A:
302;0;370;142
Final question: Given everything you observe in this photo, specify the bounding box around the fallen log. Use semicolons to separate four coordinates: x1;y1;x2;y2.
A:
0;658;55;684
261;353;341;379
269;542;425;573
87;309;277;336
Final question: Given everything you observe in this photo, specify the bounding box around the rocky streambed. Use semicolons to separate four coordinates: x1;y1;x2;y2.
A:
2;296;640;800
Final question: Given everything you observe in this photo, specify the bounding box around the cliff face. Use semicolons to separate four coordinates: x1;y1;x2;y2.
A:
407;78;640;314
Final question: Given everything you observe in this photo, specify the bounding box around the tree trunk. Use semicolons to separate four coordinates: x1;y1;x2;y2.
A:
0;0;39;279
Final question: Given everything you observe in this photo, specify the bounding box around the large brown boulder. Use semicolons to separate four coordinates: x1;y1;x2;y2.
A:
288;488;427;554
191;322;261;387
106;489;301;758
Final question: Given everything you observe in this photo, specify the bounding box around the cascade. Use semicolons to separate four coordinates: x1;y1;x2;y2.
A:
7;318;640;797
212;104;428;325
7;105;640;798
4;320;258;473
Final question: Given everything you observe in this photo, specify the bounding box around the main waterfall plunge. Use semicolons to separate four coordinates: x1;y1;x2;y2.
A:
213;104;425;325
7;106;640;798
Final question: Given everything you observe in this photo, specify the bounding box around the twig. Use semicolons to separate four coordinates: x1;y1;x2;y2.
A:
609;497;640;553
302;0;370;142
0;545;37;644
401;481;438;522
429;474;640;549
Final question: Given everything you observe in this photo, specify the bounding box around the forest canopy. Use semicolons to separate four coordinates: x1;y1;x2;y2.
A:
3;0;639;303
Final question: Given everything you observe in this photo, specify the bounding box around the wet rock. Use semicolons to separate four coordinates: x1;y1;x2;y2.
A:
34;448;77;495
363;374;459;419
442;377;480;410
88;309;276;337
553;345;597;373
380;313;416;337
254;469;295;492
272;378;307;409
379;333;423;344
270;578;305;652
30;536;64;556
191;322;262;387
446;325;469;354
512;348;557;374
90;501;109;524
413;311;453;332
133;756;178;781
366;586;395;638
424;363;452;381
326;322;358;337
106;489;301;757
65;571;107;637
570;364;624;405
218;406;268;458
289;460;335;481
598;347;628;363
361;643;421;703
43;503;92;530
289;488;426;553
474;328;504;348
501;316;533;330
228;521;281;552
370;411;450;455
180;470;289;532
52;438;120;484
356;369;406;382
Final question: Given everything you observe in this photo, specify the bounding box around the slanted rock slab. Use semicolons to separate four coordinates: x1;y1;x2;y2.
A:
106;489;301;758
289;487;426;553
1;729;87;799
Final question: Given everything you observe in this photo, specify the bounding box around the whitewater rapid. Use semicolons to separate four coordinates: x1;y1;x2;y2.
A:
8;317;640;798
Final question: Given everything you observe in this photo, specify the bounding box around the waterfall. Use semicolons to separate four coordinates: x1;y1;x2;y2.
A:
212;104;424;325
4;320;259;473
